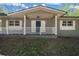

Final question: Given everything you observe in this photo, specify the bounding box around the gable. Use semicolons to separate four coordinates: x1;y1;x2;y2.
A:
27;10;54;19
8;6;67;17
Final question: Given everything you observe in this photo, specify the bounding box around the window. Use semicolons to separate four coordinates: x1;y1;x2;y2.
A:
15;21;20;26
8;20;22;30
9;20;20;26
62;21;66;26
9;21;14;26
60;20;75;30
62;21;73;26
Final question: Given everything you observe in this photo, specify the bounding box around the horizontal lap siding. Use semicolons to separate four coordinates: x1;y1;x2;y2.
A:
57;18;79;37
46;19;55;27
26;19;31;27
2;19;6;27
26;18;55;27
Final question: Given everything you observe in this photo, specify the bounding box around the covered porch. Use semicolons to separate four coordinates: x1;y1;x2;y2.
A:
1;16;57;35
0;6;66;35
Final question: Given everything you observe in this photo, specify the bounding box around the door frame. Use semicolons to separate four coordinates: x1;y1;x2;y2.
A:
31;20;46;33
36;20;41;32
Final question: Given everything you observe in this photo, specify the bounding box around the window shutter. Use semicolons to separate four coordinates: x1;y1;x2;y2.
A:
31;20;36;32
20;20;22;27
60;20;62;30
41;20;45;32
73;20;75;29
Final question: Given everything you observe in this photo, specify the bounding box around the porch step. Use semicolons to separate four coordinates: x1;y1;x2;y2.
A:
0;34;57;38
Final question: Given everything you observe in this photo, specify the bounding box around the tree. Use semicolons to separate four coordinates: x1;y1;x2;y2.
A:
0;6;8;14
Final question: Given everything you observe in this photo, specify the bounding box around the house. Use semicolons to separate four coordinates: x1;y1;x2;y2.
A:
0;5;79;37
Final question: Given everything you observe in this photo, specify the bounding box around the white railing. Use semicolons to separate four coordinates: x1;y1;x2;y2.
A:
0;27;55;35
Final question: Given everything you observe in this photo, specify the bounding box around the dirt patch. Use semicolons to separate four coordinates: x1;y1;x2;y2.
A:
0;36;79;56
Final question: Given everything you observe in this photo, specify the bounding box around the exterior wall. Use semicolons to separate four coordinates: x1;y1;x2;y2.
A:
0;18;7;27
26;18;55;27
1;19;6;34
57;17;79;37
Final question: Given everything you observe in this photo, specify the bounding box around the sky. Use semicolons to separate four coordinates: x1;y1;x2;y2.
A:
0;3;79;14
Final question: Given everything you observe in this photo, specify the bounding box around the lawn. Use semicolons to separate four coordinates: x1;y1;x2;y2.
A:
0;36;79;56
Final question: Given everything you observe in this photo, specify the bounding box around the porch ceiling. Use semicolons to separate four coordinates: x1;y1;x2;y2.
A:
8;6;67;18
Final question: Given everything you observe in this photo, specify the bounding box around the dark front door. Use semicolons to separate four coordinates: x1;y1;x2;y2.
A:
36;21;41;32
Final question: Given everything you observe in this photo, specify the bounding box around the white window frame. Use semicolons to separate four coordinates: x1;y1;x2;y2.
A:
8;20;22;30
60;20;75;30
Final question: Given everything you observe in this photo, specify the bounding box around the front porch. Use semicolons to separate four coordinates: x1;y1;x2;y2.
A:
0;15;58;35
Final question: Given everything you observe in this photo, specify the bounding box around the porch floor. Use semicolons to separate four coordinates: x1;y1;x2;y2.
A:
0;34;57;38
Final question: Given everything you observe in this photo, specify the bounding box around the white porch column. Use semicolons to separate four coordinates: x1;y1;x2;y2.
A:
6;20;8;34
55;15;57;35
23;15;26;35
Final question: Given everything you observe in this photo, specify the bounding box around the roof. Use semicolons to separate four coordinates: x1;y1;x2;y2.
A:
8;5;67;16
60;16;79;18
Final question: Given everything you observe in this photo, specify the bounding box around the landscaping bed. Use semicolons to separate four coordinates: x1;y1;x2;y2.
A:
0;36;79;56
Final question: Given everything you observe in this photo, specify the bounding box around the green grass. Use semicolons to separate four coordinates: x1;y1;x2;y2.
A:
15;38;48;56
0;37;79;56
16;45;41;56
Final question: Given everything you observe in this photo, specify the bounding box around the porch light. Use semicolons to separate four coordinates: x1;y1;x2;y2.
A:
37;16;40;19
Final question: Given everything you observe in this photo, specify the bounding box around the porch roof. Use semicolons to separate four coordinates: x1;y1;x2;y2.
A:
8;5;67;17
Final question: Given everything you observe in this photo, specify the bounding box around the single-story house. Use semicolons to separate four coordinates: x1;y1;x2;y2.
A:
0;5;79;37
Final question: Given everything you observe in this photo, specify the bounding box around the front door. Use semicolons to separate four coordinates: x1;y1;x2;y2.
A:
36;21;41;32
31;20;45;33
